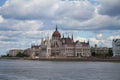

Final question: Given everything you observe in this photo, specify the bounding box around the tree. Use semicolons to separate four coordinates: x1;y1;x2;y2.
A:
16;52;29;57
108;48;113;57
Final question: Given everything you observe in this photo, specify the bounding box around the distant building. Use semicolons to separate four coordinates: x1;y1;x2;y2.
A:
24;48;32;58
30;45;41;58
8;49;24;57
91;44;109;57
112;39;120;56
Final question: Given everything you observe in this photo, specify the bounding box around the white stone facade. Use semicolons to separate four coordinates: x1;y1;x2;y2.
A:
40;26;91;58
25;26;91;58
8;49;24;57
112;39;120;56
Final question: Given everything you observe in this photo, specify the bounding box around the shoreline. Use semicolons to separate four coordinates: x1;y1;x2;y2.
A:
1;57;120;62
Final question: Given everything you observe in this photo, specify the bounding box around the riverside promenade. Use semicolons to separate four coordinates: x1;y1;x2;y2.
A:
1;57;120;62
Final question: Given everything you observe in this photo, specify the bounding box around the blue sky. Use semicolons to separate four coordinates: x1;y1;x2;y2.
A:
0;0;120;55
0;0;6;6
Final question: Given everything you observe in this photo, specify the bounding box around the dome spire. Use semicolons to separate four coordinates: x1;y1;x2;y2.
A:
52;24;61;38
56;24;58;31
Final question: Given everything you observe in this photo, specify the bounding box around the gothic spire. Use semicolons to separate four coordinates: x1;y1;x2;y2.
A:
68;34;69;38
56;24;58;31
87;40;89;44
63;34;64;38
72;34;73;40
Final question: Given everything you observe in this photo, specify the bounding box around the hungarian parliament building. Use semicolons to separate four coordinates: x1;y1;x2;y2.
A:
8;25;120;58
27;26;91;58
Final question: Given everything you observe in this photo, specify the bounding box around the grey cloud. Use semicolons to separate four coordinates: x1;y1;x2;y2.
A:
0;30;42;54
0;19;43;31
56;1;95;22
98;0;120;17
0;0;58;20
1;0;120;55
0;0;95;22
0;37;18;42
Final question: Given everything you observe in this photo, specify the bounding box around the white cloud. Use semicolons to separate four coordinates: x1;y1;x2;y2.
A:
55;9;120;31
0;0;95;21
96;33;103;40
108;36;120;41
13;20;43;31
0;15;4;23
75;37;110;47
89;37;109;47
0;35;7;40
0;19;43;31
0;0;58;19
75;37;88;42
57;1;95;21
89;37;99;45
80;14;120;30
0;0;120;54
1;0;120;31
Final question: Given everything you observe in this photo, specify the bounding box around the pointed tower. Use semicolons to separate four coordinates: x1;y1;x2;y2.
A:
41;37;44;45
46;32;51;58
52;25;61;39
63;34;64;38
56;24;58;31
72;34;73;40
68;34;69;38
87;40;89;44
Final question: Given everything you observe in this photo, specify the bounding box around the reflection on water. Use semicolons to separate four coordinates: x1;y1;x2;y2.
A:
0;60;120;80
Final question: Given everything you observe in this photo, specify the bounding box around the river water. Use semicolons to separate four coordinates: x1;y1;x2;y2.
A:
0;60;120;80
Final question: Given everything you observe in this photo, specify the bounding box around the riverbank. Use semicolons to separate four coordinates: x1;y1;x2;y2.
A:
1;57;120;62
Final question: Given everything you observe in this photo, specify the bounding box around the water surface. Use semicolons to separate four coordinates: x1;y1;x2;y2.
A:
0;60;120;80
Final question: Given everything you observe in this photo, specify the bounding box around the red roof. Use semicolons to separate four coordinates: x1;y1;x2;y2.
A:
52;26;61;37
52;31;61;37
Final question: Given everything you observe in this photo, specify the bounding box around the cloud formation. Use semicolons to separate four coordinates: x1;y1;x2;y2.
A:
98;0;120;17
0;15;4;23
0;0;120;31
0;0;94;21
0;0;120;54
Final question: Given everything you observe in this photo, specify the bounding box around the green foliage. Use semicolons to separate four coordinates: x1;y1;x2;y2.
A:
95;53;106;57
16;52;29;57
108;48;113;57
94;48;113;57
1;54;11;57
6;54;12;57
92;52;95;56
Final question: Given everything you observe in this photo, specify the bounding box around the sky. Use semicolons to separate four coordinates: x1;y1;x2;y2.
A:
0;0;120;55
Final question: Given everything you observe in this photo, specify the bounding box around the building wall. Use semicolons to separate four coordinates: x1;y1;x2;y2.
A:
24;48;31;57
8;49;24;57
26;27;91;58
30;45;41;58
112;39;120;56
50;38;91;57
91;44;109;57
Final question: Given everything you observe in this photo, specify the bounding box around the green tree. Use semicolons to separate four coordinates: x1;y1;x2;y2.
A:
108;48;113;57
16;52;29;57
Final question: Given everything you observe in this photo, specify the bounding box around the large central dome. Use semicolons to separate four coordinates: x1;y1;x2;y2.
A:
52;26;61;38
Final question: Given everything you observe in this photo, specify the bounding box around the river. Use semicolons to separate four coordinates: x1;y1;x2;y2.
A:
0;60;120;80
